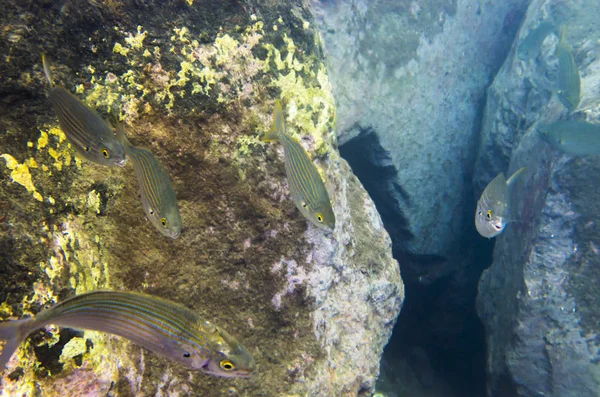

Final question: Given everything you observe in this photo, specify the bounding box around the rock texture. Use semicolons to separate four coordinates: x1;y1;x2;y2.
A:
475;0;600;396
0;1;403;396
311;0;529;258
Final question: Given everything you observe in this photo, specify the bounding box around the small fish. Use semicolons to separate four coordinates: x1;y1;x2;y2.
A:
42;54;126;167
116;125;182;239
475;167;526;238
262;100;335;230
539;120;600;155
0;290;255;378
517;21;557;60
555;27;581;111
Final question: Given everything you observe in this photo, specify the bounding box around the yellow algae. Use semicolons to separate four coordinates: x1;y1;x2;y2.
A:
76;83;85;94
87;65;96;74
37;130;49;149
48;126;67;143
26;157;38;168
86;190;101;214
48;195;55;205
1;154;42;201
47;148;63;171
59;337;87;364
113;42;130;56
27;141;33;148
124;26;148;50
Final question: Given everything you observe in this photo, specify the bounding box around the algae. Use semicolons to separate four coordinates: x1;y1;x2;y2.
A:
0;1;400;396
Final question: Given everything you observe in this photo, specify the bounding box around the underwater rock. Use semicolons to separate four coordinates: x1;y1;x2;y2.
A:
0;1;403;396
475;0;600;396
311;0;528;259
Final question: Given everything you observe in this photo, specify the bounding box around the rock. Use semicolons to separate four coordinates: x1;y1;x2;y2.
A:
475;0;600;396
0;1;403;396
311;0;528;259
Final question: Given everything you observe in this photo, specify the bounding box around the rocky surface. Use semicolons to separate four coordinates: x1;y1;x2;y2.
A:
475;0;600;396
0;1;403;396
310;0;529;259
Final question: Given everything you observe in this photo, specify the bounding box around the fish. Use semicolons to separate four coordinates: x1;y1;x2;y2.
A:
262;100;335;230
538;120;600;155
555;27;581;111
0;290;255;378
517;21;557;60
116;125;182;239
42;54;126;167
475;167;526;238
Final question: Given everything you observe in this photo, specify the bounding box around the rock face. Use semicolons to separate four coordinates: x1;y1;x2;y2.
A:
475;0;600;396
311;0;529;259
0;1;403;396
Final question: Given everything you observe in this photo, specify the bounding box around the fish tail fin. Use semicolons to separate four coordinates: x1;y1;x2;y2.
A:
41;53;54;88
115;123;132;154
507;167;526;187
262;100;284;142
0;318;34;371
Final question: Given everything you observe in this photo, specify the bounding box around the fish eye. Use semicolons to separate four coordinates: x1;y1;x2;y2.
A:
317;213;324;223
102;149;110;158
220;360;235;371
183;352;191;358
486;210;492;220
161;218;167;227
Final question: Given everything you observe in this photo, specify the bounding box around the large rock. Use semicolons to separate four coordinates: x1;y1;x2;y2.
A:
475;0;600;396
311;0;529;259
0;1;403;396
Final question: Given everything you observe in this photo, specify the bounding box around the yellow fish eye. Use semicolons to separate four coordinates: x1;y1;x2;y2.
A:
160;218;167;227
486;210;492;220
220;360;235;371
102;149;110;158
316;213;324;223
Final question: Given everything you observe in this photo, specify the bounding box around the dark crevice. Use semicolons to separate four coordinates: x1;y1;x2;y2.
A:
340;128;491;397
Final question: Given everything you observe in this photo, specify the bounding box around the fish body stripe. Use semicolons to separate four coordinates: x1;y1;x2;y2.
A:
128;147;171;214
37;292;210;359
282;134;321;207
51;92;100;151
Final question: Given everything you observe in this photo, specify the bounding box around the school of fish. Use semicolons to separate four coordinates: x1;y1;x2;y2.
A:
477;21;593;239
0;53;337;381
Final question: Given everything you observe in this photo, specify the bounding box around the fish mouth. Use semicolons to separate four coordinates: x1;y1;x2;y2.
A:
116;158;127;167
170;230;181;239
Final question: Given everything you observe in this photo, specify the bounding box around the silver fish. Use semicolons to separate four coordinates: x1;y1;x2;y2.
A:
517;21;557;60
0;290;255;378
555;27;581;111
262;100;335;230
42;54;126;167
475;167;526;238
539;120;600;156
116;125;182;239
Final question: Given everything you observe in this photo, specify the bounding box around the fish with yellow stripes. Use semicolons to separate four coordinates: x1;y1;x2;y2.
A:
42;54;126;167
116;125;182;239
0;290;255;378
262;100;335;230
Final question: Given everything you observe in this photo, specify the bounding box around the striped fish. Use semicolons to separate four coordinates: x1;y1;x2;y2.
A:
262;100;335;230
42;54;126;167
116;125;182;239
475;167;526;238
0;290;255;378
556;27;581;111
